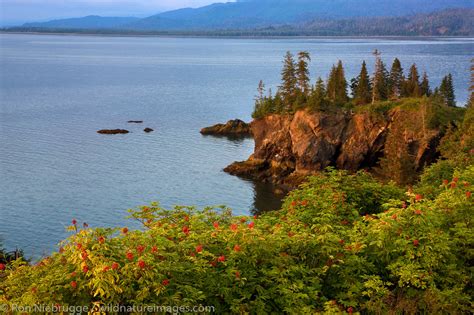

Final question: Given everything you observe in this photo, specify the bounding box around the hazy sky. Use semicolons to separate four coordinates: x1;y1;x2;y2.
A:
0;0;234;25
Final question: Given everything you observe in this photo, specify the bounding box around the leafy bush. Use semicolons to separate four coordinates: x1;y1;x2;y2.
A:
1;168;471;313
416;159;456;198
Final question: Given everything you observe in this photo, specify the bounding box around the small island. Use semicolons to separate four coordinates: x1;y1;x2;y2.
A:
200;119;252;137
97;129;129;134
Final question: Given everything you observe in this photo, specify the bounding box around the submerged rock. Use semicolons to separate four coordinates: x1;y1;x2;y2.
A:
144;128;154;133
200;119;252;137
97;129;129;135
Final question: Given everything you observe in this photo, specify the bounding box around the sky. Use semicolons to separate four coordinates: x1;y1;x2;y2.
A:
0;0;234;26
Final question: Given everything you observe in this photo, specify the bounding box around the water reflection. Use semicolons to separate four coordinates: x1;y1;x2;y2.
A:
201;134;252;144
249;179;285;215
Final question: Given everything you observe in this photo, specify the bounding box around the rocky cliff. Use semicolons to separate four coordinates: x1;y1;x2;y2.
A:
225;105;445;189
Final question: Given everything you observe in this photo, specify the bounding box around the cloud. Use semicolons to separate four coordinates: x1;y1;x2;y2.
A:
0;0;236;25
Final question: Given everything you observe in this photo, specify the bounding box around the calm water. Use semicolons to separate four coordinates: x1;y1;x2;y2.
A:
0;34;473;257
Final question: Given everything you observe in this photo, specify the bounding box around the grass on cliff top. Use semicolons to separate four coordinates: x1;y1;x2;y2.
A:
353;97;465;129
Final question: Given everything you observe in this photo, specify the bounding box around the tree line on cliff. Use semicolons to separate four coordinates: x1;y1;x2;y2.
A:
253;51;458;119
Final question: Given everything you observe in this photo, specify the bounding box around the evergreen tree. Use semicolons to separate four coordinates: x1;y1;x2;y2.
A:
439;74;456;107
327;64;338;102
353;61;371;105
309;77;327;111
256;80;265;104
420;72;431;96
336;61;349;104
372;60;389;103
388;58;404;99
327;61;348;106
371;49;382;104
252;80;277;118
406;64;421;97
400;75;409;98
273;92;285;114
279;51;297;111
296;51;311;95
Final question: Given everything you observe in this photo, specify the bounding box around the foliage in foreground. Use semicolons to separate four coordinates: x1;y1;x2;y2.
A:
0;163;472;313
1;107;473;313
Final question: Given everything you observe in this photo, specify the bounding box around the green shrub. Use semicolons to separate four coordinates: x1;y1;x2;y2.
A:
3;169;471;313
416;159;456;199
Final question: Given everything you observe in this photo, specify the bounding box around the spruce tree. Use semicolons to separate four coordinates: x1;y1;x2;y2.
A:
371;49;382;104
354;61;371;105
296;51;311;95
406;64;421;97
420;72;431;96
310;77;326;111
439;74;456;107
256;80;265;103
372;60;389;103
336;61;349;105
327;61;348;106
252;80;275;118
400;75;409;97
279;51;297;111
326;64;338;103
388;58;404;99
273;92;285;114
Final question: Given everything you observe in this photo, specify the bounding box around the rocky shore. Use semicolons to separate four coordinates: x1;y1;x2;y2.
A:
200;119;252;137
224;105;445;189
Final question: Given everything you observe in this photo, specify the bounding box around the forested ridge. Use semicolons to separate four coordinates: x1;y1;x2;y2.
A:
3;8;473;36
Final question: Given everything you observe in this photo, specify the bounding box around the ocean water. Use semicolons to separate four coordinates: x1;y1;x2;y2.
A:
0;34;472;257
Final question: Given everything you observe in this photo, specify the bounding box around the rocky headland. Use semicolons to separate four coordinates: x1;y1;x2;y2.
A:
224;103;453;190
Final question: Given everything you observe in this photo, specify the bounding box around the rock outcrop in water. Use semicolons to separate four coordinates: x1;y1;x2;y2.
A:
97;129;130;135
225;105;446;189
201;119;252;137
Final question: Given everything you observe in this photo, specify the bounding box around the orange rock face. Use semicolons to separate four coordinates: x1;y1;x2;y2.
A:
225;108;443;187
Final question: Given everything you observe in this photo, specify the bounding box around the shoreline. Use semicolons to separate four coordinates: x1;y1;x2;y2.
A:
1;31;473;40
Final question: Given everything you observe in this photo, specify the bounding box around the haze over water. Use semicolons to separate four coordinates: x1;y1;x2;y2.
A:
1;34;472;257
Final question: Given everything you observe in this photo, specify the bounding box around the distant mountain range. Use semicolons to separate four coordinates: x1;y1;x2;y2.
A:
22;16;140;30
128;0;474;31
5;0;474;36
